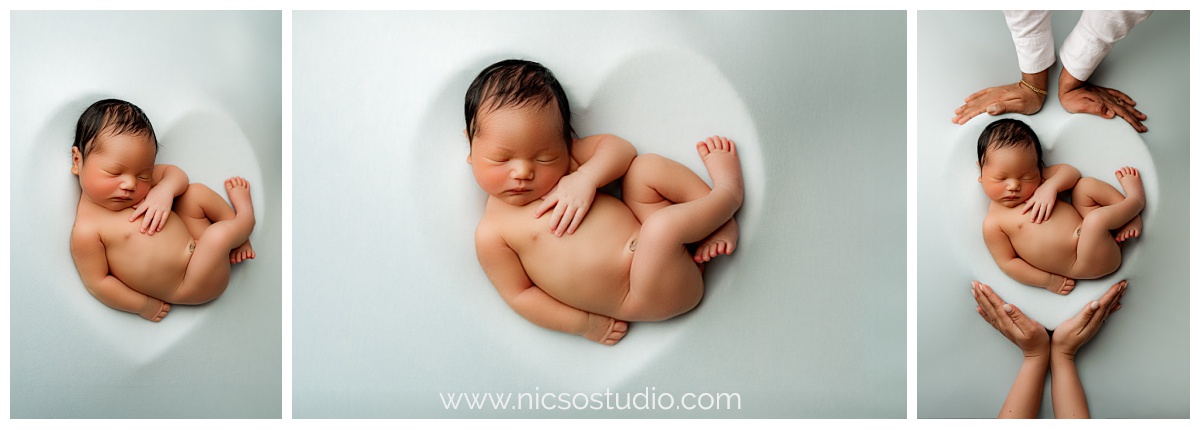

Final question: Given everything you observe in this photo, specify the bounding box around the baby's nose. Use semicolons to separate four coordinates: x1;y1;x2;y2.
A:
511;162;534;179
119;176;136;189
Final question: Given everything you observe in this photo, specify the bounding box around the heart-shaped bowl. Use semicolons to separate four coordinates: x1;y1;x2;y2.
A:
941;113;1157;328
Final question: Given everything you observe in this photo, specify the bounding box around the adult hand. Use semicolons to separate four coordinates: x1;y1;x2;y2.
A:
1051;280;1127;360
953;82;1047;125
973;281;1050;358
1059;68;1147;133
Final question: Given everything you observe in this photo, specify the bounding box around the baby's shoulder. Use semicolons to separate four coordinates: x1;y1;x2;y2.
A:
981;208;1010;230
69;213;105;251
475;207;515;241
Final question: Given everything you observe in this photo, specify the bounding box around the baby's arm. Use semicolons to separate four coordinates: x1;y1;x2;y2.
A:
983;218;1075;294
1023;164;1082;223
475;223;627;345
69;225;170;322
130;164;189;235
534;134;637;236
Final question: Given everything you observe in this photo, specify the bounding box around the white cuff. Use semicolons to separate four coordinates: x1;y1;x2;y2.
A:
1004;10;1055;74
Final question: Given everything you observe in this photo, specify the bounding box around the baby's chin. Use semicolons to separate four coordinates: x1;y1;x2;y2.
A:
993;198;1029;208
490;192;546;207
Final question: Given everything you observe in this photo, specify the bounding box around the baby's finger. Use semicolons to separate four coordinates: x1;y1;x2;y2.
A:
534;196;557;219
152;210;167;232
550;204;569;235
156;211;169;231
140;209;154;233
556;206;576;236
566;206;587;235
129;204;148;222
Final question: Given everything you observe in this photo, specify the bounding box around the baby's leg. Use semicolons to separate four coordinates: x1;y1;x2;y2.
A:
1070;174;1143;242
622;137;742;263
618;137;744;321
166;177;257;305
174;183;255;263
1072;168;1145;278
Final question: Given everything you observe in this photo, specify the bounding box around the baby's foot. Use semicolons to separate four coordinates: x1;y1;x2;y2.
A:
1046;274;1075;295
694;218;739;263
139;297;171;322
582;313;628;346
1114;167;1146;208
696;136;744;205
224;176;257;221
230;240;256;264
1115;215;1142;243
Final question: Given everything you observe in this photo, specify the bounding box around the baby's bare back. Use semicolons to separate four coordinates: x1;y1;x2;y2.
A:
81;206;194;301
491;193;641;315
994;200;1086;276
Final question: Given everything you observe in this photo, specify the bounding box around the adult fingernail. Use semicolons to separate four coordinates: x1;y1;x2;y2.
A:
1091;301;1100;310
1003;304;1013;313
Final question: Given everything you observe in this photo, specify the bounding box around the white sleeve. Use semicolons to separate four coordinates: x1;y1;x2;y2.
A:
1003;10;1055;74
1060;10;1152;81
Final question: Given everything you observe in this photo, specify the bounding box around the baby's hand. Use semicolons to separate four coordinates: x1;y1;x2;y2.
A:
534;172;596;237
1021;185;1057;223
130;186;174;235
581;313;628;346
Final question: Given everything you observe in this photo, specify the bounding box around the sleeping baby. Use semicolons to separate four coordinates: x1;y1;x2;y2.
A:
467;60;742;345
69;99;256;322
977;119;1143;295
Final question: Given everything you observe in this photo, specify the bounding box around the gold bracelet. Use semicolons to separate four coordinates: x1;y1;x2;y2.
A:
1020;79;1048;95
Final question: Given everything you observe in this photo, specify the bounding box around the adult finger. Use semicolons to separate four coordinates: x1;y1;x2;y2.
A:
1103;87;1137;107
979;283;1014;330
953;106;981;124
964;87;990;104
1004;302;1039;334
972;283;1000;327
1075;299;1101;333
1113;107;1148;133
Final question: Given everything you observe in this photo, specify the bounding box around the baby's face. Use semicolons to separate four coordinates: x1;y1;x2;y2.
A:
978;144;1041;208
72;132;155;211
467;103;570;206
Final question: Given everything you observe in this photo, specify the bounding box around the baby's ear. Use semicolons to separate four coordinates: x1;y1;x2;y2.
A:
71;147;82;175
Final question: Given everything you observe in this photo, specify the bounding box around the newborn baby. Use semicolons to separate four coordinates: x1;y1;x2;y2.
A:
467;60;742;345
69;99;256;322
978;119;1144;295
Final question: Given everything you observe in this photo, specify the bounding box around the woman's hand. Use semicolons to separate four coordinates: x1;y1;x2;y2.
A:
1051;280;1127;360
973;281;1050;358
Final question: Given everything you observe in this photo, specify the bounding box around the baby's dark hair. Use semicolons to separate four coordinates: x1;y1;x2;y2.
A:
977;118;1044;171
464;59;576;150
73;98;158;159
